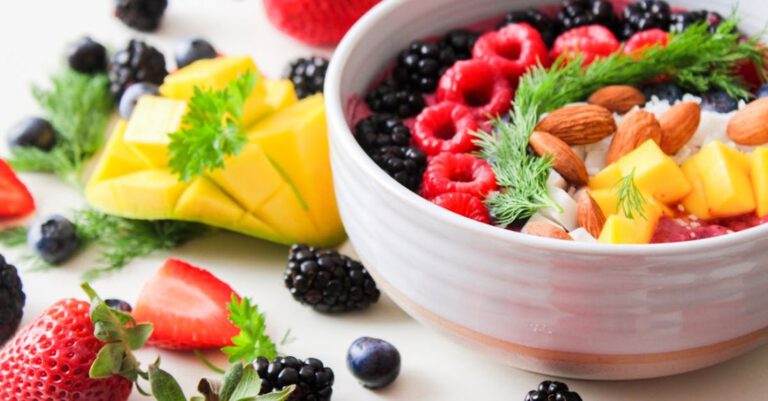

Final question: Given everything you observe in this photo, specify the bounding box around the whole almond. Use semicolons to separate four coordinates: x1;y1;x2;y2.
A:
605;109;662;165
529;130;589;185
588;85;647;114
577;192;606;238
535;104;617;145
525;222;573;241
727;97;768;146
659;102;701;154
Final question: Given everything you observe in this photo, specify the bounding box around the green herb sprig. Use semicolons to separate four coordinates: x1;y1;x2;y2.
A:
0;227;28;247
8;69;113;188
614;168;648;221
168;71;258;182
223;295;279;364
479;18;765;224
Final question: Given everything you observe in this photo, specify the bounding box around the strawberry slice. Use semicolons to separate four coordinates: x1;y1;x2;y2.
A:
0;160;35;219
133;258;240;350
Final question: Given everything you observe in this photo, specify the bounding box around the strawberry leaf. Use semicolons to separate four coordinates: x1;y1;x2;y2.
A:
255;386;295;401
149;360;188;401
227;364;262;401
89;343;125;379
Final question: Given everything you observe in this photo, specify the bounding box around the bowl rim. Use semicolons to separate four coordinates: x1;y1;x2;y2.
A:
324;0;768;257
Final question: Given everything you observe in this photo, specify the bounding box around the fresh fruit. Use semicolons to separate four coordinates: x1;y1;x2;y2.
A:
690;141;756;218
438;29;479;62
354;114;412;154
133;258;240;350
587;85;646;114
670;10;725;33
436;59;513;118
115;0;168;32
551;25;620;65
758;85;768;99
255;356;334;400
525;380;583;401
347;337;401;389
612;140;692;204
535;104;617;145
121;95;186;166
0;255;24;346
284;56;329;99
658;101;701;154
606;108;662;164
6;116;57;151
472;23;550;84
524;221;573;240
500;8;558;46
413;102;479;156
642;82;683;102
577;191;606;238
701;89;740;113
430;192;491;223
751;147;768;217
105;298;133;313
588;162;622;190
108;39;168;100
263;0;378;45
621;0;672;39
284;244;381;313
0;161;35;219
421;153;498;199
370;146;428;193
680;157;713;220
623;28;669;55
67;37;108;74
393;40;451;93
27;215;79;264
599;202;663;244
118;82;160;119
174;37;217;69
0;299;133;401
727;97;768;146
556;0;621;36
529;130;589;185
365;83;426;118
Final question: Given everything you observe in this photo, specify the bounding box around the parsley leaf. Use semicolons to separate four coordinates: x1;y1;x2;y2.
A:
168;71;258;182
222;295;278;363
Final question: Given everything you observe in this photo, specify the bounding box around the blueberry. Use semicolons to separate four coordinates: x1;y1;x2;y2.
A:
642;82;683;103
67;37;108;74
700;90;740;113
174;37;217;69
27;215;79;265
7;117;57;151
119;82;159;119
757;85;768;99
347;337;401;389
105;299;133;313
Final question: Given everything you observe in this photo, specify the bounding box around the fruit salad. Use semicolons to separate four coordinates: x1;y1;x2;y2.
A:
346;0;768;245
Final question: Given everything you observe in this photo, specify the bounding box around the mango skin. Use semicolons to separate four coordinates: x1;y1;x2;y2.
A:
751;147;768;217
694;141;756;218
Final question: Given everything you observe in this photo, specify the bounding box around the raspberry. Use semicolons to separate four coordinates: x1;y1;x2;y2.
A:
422;153;498;199
551;25;620;65
500;8;559;47
623;29;668;55
473;23;550;85
413;103;479;156
431;192;491;223
436;60;513;118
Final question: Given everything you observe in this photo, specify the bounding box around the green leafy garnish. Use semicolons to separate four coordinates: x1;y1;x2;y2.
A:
168;71;258;182
192;363;295;401
0;227;28;247
478;18;765;224
8;69;113;188
222;295;278;363
614;168;648;221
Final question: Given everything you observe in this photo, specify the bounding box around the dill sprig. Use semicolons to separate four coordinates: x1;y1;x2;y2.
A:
168;71;258;182
222;295;278;364
0;227;28;247
8;69;113;188
479;18;765;224
614;168;648;220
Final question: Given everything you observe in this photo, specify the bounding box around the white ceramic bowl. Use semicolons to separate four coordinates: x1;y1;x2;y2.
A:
325;0;768;380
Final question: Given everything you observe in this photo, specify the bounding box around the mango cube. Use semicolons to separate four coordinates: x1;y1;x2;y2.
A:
588;163;622;190
598;202;663;244
751;147;768;217
680;157;713;220
123;96;187;167
89;121;151;183
615;140;692;204
590;187;674;219
694;141;756;218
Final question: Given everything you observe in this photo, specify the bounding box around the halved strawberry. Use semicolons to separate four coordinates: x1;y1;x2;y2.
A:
0;160;35;219
133;258;240;350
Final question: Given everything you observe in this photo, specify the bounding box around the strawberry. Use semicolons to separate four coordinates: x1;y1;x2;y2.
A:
473;23;550;85
0;299;133;401
437;59;514;118
0;160;35;219
551;25;620;65
421;153;498;199
623;29;669;55
431;192;491;223
133;258;240;350
263;0;380;45
413;102;479;156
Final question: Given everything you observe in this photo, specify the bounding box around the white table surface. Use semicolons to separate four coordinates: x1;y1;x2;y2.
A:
1;1;768;400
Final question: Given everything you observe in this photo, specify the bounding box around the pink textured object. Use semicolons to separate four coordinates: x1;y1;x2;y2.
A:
263;0;381;45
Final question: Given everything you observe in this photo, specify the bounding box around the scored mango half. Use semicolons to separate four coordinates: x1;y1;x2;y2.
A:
86;56;345;247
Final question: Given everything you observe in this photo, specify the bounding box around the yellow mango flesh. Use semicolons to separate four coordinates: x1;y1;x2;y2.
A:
615;140;692;204
751;147;768;217
598;202;663;244
680;158;713;220
590;188;674;219
90;121;151;183
123;96;187;167
588;163;622;190
174;177;246;227
694;141;756;218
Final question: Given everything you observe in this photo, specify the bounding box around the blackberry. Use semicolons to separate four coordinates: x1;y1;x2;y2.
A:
525;380;583;401
0;255;25;345
371;146;427;192
621;0;672;39
284;245;380;313
354;114;412;155
108;39;168;100
556;0;621;37
284;57;329;99
500;8;559;47
438;29;479;62
115;0;168;32
670;10;725;33
392;40;453;93
256;356;334;401
365;83;426;118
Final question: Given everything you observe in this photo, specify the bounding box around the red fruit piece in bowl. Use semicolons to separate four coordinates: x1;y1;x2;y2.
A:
551;25;620;65
431;192;491;223
413;102;480;156
624;29;669;55
437;59;513;118
473;23;550;85
133;258;240;350
422;152;498;199
0;160;35;219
